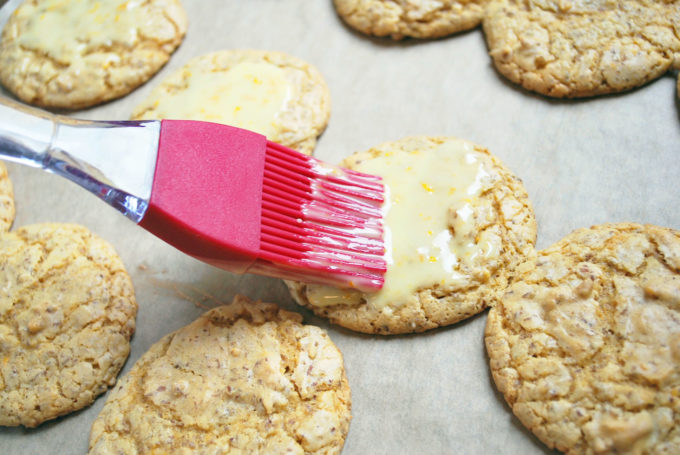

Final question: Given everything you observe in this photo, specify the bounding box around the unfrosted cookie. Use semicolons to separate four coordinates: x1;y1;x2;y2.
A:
486;223;680;454
88;296;351;454
132;50;331;155
0;223;137;427
483;0;680;97
0;162;15;232
0;0;187;109
287;136;537;334
334;0;487;39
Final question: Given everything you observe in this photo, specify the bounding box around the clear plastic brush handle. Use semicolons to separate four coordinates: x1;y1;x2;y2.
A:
0;97;159;222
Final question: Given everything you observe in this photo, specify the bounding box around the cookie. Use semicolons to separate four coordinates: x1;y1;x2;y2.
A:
132;50;331;155
88;296;351;454
483;0;680;97
0;223;137;427
0;0;187;109
287;136;536;334
334;0;487;39
0;161;15;232
485;223;680;454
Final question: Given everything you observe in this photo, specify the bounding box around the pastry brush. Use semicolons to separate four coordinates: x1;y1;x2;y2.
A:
0;98;386;291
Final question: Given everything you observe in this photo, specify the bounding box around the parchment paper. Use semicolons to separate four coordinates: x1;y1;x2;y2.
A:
1;1;679;453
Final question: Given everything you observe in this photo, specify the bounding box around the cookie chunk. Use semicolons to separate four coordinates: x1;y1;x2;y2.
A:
0;0;187;109
88;296;351;454
0;162;15;232
132;50;331;155
483;0;680;97
334;0;487;39
486;223;680;454
0;223;137;427
287;136;536;334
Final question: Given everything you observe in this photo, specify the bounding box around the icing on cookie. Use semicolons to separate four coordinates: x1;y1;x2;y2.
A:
143;62;293;137
308;139;498;310
16;0;145;62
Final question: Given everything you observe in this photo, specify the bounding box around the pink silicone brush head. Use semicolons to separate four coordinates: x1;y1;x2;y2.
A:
139;120;386;291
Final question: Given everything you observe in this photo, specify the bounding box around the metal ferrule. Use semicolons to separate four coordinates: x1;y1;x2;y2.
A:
0;97;159;223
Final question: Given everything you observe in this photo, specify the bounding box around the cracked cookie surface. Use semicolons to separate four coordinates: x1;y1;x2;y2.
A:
0;162;15;232
0;0;187;109
287;136;536;335
88;296;351;454
486;223;680;454
0;223;137;427
334;0;487;39
131;50;331;155
483;0;680;97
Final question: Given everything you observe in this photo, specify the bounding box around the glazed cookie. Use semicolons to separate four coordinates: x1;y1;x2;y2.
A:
483;0;680;97
486;223;680;454
0;223;137;427
0;161;15;232
287;136;537;334
132;50;331;155
0;0;187;109
334;0;487;39
88;296;352;454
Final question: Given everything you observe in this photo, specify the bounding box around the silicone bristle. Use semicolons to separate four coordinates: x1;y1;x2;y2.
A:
255;141;387;291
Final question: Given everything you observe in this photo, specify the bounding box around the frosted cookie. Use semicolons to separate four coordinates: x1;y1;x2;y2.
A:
0;223;136;427
88;296;352;454
287;136;537;334
483;0;680;97
0;0;187;109
486;223;680;453
132;50;331;155
0;162;15;232
334;0;487;40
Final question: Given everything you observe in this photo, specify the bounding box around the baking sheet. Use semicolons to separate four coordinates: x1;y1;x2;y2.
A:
1;0;679;453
